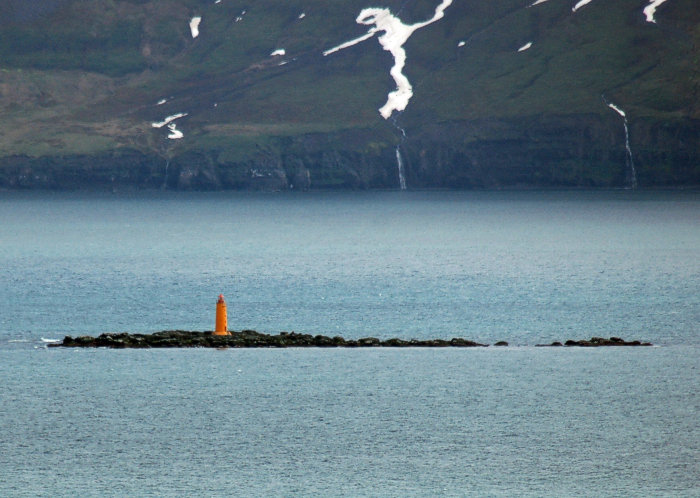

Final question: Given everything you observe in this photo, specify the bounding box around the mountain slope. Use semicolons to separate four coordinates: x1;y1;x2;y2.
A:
0;0;697;189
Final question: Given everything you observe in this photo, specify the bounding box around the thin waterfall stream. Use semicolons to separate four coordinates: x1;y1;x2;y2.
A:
395;147;407;190
603;96;637;189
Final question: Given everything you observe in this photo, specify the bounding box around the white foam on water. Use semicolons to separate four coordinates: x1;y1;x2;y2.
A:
152;113;188;128
643;0;669;23
323;0;453;119
298;13;306;19
215;0;221;3
41;338;61;343
458;40;466;47
156;98;167;105
518;42;533;52
572;0;595;12
530;0;551;5
270;49;286;56
190;16;202;38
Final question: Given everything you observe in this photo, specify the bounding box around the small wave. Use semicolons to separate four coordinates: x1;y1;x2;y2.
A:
41;338;61;343
8;339;30;343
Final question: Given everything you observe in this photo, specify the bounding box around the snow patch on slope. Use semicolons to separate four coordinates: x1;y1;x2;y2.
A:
323;0;453;119
153;113;187;140
323;31;376;55
152;113;187;128
606;102;626;118
167;123;183;139
643;0;669;23
190;17;201;38
572;0;595;12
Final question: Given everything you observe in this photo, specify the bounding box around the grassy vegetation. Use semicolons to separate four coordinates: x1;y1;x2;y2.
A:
0;18;146;76
0;0;696;184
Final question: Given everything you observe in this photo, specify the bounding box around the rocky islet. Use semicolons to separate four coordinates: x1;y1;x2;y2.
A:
51;330;651;349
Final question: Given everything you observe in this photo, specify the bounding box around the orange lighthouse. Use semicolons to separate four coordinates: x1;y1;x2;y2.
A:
214;294;229;335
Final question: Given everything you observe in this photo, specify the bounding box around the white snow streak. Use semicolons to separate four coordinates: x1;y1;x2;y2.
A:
152;113;187;128
607;102;626;118
643;0;669;23
323;30;377;56
323;0;453;119
536;0;659;21
572;0;595;12
518;42;533;52
190;16;201;38
167;124;183;139
270;49;286;56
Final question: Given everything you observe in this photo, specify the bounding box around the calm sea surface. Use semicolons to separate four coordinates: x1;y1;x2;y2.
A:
0;191;698;495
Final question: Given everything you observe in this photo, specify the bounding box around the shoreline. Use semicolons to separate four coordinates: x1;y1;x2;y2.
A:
50;330;652;349
2;186;699;193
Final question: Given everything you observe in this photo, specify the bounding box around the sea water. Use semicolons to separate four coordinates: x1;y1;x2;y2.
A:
0;191;698;496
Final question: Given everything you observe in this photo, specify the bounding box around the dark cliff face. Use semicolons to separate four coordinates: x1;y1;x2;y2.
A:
0;0;72;25
402;116;700;189
2;116;697;190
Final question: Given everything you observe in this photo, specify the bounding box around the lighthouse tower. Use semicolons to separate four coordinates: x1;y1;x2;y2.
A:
214;294;229;335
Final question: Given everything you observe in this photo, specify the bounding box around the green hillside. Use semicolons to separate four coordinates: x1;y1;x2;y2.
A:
0;0;697;189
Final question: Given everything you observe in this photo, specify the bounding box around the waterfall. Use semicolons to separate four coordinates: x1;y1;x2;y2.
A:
602;96;637;189
621;120;637;189
162;160;170;190
396;146;407;190
391;118;408;190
